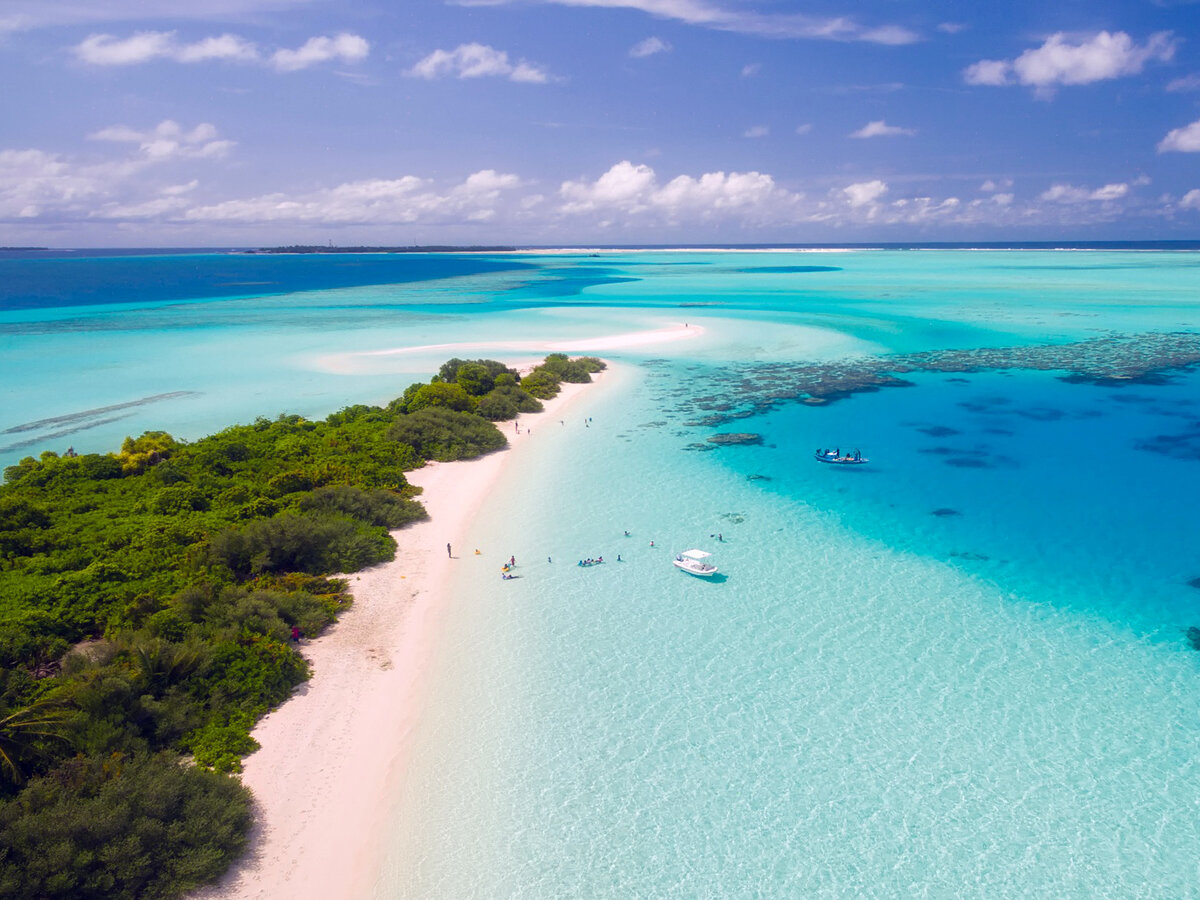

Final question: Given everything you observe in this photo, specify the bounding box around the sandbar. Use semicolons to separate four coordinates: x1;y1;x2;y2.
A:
315;321;702;375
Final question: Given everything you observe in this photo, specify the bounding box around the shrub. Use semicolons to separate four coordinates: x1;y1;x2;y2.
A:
520;368;562;399
404;382;475;413
476;385;543;420
0;751;252;900
207;513;395;578
298;485;426;529
185;713;259;773
386;407;507;461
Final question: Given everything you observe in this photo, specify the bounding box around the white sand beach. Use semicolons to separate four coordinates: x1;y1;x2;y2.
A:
198;374;608;900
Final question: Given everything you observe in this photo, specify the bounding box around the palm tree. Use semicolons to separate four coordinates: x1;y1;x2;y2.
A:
0;694;73;784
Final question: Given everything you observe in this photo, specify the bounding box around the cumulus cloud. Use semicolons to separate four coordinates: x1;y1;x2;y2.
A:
271;33;369;71
89;120;234;160
741;63;761;77
408;43;550;83
72;30;366;70
1158;119;1200;153
0;149;100;219
980;178;1013;192
964;31;1175;91
937;22;966;35
630;36;670;57
850;120;916;138
1180;189;1200;210
843;179;887;206
743;125;769;138
458;0;918;45
558;161;804;229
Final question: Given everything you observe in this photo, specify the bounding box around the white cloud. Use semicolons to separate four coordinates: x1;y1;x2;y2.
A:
962;59;1010;86
73;30;367;71
271;33;369;72
964;31;1175;90
88;120;234;160
457;0;919;45
176;34;259;63
560;161;658;213
743;125;768;138
794;123;812;135
850;120;916;138
185;169;524;223
1180;189;1200;210
0;149;100;219
408;43;550;83
741;63;761;77
843;179;887;206
74;31;178;65
630;36;671;57
980;178;1013;192
559;161;801;226
1167;74;1200;92
1158;119;1200;153
1041;181;1132;203
937;22;966;35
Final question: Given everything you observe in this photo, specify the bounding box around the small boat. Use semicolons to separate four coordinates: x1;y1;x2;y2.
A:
673;549;718;577
814;449;868;465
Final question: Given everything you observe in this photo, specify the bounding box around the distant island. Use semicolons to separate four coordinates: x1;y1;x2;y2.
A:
247;245;518;254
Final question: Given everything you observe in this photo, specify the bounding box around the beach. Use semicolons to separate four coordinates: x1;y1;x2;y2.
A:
189;322;697;898
199;363;617;900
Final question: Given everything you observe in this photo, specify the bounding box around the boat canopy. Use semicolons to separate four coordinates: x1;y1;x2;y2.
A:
679;549;712;560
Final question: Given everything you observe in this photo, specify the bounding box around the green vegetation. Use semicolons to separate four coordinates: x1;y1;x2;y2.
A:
520;353;605;399
0;354;600;899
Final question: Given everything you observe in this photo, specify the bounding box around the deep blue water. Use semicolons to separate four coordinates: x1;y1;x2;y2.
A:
0;251;531;311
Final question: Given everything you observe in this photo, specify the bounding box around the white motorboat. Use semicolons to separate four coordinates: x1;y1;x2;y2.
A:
673;548;718;577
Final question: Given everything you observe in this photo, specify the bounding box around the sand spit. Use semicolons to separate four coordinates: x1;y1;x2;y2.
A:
314;322;702;375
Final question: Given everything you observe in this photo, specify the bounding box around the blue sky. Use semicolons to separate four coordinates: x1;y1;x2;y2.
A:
2;0;1199;245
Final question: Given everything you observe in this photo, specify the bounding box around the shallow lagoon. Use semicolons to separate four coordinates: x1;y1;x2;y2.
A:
5;248;1200;896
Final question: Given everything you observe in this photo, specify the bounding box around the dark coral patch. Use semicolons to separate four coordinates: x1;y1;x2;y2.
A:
917;425;961;437
932;508;961;517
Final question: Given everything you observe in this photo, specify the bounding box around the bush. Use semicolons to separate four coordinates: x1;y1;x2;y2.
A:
0;751;252;900
185;713;258;773
298;485;426;528
476;385;543;421
207;513;395;578
386;407;507;461
520;368;562;399
403;382;475;414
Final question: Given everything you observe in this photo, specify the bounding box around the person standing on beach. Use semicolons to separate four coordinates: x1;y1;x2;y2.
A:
447;543;452;558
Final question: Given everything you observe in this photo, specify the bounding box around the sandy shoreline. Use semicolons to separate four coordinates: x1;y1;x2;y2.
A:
197;373;609;900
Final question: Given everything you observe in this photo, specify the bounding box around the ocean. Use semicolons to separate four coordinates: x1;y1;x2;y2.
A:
4;248;1200;897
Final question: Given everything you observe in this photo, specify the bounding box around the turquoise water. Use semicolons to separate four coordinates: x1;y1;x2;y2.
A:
5;249;1200;896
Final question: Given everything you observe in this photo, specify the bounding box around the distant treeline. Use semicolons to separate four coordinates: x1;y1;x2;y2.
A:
0;353;602;899
247;245;518;254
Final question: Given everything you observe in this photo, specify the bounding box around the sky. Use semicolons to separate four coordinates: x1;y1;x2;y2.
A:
1;0;1199;246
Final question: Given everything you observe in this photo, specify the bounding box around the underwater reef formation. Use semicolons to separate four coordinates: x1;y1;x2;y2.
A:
653;331;1200;429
